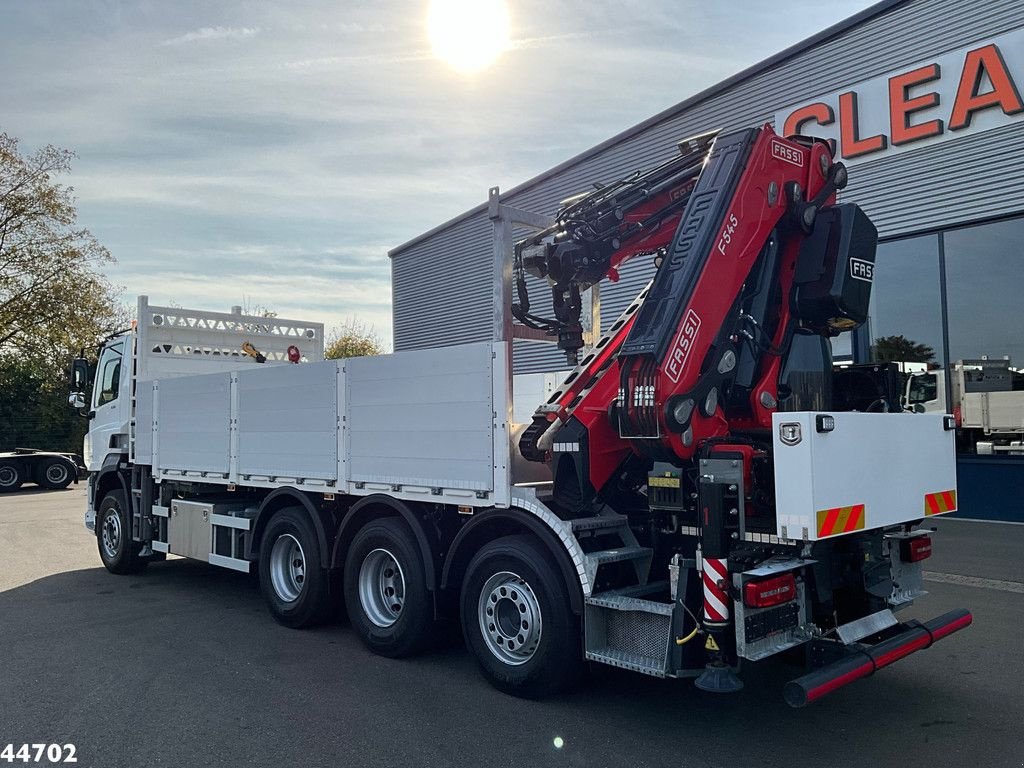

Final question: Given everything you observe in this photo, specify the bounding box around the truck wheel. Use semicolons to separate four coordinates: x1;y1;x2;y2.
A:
97;490;147;574
38;458;74;490
0;460;22;492
460;535;582;699
344;517;436;658
259;506;330;628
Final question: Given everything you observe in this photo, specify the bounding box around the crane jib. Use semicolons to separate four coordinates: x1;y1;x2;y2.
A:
618;127;759;362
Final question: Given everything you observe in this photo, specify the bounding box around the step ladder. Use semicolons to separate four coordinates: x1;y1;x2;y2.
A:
584;584;677;677
570;513;653;588
568;514;679;677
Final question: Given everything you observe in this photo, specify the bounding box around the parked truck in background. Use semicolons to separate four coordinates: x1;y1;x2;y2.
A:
0;447;82;492
905;358;1024;453
70;125;971;706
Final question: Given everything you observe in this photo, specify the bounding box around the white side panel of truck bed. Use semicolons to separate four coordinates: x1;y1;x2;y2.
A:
156;373;232;475
773;412;957;541
344;343;499;497
236;362;339;481
960;391;1024;433
142;342;510;506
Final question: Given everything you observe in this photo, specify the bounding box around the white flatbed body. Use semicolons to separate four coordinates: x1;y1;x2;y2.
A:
134;341;512;509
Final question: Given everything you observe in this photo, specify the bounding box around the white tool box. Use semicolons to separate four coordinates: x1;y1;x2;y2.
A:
772;412;957;541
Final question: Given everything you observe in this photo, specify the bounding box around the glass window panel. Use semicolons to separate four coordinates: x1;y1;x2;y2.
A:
94;343;122;408
866;235;944;366
944;216;1024;366
831;332;852;362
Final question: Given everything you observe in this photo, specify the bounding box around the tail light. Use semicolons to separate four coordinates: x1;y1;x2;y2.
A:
743;573;797;608
900;535;932;563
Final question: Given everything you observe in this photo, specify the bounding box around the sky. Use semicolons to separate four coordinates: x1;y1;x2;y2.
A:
0;0;878;347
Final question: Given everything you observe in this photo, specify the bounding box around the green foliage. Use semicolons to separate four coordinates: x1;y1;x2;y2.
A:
871;335;936;363
324;318;384;360
0;355;86;452
0;132;121;451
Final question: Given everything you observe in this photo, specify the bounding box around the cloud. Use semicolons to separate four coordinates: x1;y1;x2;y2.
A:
162;26;259;46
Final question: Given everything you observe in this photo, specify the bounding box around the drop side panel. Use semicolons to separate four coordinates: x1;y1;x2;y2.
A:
156;372;232;476
235;361;339;481
344;342;498;496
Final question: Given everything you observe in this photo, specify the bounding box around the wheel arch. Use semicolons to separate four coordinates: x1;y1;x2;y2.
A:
92;454;130;522
441;509;585;616
331;494;438;591
250;487;335;565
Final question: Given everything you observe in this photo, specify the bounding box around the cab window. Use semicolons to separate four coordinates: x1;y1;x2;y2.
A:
907;373;938;405
95;343;123;407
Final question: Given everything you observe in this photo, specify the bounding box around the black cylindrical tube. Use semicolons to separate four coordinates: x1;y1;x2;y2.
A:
784;609;973;707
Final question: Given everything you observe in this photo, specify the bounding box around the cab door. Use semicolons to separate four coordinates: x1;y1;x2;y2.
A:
87;340;128;471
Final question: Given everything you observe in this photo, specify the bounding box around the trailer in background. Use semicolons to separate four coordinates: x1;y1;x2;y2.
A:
0;447;82;492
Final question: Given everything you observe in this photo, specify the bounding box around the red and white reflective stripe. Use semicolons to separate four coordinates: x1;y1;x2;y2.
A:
702;557;730;622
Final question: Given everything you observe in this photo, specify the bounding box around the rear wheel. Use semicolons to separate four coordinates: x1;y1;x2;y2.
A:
97;489;147;574
259;506;331;628
460;535;582;698
0;460;23;492
344;517;436;658
38;458;74;490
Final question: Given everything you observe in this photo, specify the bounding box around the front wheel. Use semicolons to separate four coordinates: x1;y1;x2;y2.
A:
97;490;147;574
258;507;331;628
460;535;582;699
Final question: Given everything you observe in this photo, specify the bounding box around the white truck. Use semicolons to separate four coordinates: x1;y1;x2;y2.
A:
71;127;971;705
905;358;1024;453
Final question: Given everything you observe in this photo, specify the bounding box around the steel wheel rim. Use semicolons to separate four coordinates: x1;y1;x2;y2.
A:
269;533;306;603
0;466;16;487
101;508;121;559
478;571;542;666
358;548;406;628
45;463;69;485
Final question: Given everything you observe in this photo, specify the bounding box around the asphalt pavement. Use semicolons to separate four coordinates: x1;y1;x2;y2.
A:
1;486;1021;768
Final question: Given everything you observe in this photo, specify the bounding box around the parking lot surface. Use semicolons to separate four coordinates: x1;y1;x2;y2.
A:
1;487;1021;768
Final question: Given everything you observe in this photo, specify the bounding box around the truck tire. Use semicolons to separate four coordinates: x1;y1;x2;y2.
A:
259;506;331;628
460;535;582;699
344;517;436;658
97;489;148;574
0;460;22;492
37;458;74;490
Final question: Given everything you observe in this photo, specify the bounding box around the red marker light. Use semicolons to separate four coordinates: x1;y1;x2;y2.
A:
900;535;932;563
287;345;301;364
743;573;797;608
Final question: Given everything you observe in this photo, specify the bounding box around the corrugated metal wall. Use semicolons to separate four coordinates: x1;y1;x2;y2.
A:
391;0;1024;373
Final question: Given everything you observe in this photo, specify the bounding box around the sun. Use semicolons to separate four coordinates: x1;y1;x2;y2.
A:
428;0;510;74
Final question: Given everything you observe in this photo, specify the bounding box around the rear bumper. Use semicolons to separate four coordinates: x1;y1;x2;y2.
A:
784;609;973;707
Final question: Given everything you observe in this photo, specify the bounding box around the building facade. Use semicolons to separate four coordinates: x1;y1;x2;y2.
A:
390;0;1024;475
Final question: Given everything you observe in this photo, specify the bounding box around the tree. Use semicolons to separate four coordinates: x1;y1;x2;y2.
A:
325;318;384;359
0;133;121;362
0;132;121;451
871;335;935;363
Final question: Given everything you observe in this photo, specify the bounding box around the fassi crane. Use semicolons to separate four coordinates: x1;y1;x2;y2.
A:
516;125;868;514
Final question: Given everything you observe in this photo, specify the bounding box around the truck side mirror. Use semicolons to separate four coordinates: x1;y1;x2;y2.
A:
68;392;86;409
69;358;90;393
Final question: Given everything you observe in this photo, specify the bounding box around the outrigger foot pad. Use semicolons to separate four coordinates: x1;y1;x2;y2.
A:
695;663;744;694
